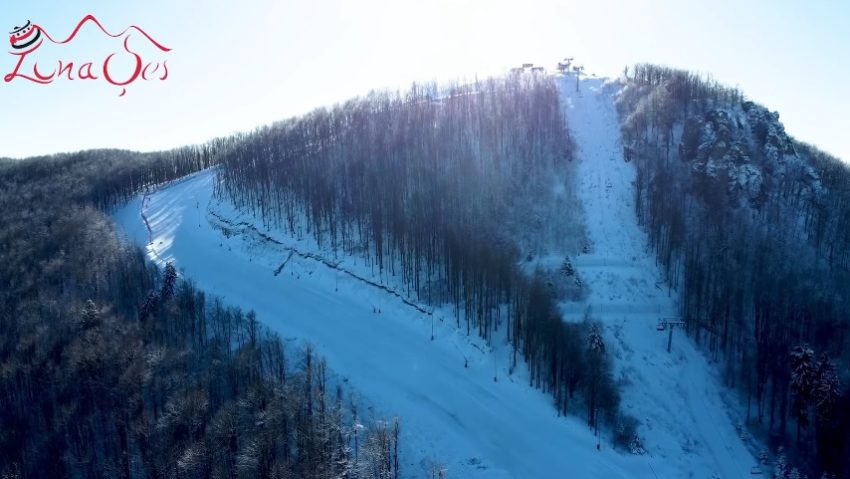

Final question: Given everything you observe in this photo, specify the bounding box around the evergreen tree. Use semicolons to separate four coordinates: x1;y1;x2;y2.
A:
814;353;840;421
588;321;605;354
139;289;160;321
161;261;178;301
78;299;101;330
790;344;816;441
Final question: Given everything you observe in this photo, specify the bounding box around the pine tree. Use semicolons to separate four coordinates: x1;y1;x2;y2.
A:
588;322;605;354
139;290;160;321
161;261;178;301
814;353;840;421
790;344;816;441
78;299;101;330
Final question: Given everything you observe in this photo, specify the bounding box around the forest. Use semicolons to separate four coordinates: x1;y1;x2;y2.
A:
0;148;404;478
214;74;626;438
617;63;850;477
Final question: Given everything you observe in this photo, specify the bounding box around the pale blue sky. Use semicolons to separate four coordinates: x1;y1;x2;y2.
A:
1;0;848;161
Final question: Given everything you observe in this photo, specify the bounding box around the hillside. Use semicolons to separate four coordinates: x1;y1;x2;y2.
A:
562;76;757;477
617;64;850;476
0;148;400;478
2;64;847;479
110;72;765;478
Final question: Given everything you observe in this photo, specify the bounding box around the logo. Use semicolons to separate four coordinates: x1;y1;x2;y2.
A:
5;14;171;96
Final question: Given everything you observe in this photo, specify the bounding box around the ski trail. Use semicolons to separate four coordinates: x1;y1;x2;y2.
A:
560;75;756;479
113;170;658;479
110;75;758;478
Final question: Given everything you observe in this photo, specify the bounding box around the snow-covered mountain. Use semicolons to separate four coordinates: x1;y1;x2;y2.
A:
113;73;761;478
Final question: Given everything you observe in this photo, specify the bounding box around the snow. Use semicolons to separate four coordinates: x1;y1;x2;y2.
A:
559;76;758;478
113;171;650;479
111;73;759;478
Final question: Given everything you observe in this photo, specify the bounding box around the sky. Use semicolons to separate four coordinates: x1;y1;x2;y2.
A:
0;0;848;161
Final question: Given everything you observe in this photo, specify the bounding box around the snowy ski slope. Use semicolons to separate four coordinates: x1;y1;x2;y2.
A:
559;75;757;478
114;172;650;478
112;74;757;478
